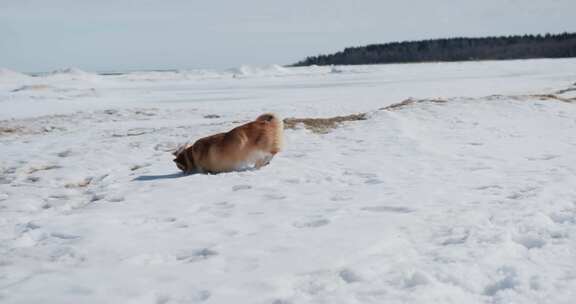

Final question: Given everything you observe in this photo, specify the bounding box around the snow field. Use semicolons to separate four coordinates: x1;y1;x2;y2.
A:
1;59;576;303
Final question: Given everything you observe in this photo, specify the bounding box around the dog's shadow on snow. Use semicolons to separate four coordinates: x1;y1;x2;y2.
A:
133;166;261;181
133;172;196;181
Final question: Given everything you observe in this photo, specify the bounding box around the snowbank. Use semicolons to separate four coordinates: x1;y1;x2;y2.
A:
228;64;291;78
45;67;101;82
106;64;355;83
0;68;31;83
120;69;227;82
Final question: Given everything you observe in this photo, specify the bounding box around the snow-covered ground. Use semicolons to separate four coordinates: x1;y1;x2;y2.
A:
1;59;576;304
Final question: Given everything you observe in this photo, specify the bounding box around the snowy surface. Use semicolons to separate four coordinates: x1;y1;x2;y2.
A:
1;59;576;304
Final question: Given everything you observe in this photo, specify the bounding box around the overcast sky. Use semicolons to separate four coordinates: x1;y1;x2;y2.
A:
1;0;575;72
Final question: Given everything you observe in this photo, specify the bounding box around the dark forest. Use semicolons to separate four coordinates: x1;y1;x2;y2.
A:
292;32;576;66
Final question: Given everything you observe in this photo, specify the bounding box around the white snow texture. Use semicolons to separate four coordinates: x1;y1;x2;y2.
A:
1;59;576;304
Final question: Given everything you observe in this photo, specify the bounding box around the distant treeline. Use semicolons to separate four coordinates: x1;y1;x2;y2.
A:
292;32;576;66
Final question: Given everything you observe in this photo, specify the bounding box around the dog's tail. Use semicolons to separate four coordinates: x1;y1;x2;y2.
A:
256;113;284;153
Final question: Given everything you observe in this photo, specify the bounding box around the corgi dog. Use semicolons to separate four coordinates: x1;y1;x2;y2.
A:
173;113;283;174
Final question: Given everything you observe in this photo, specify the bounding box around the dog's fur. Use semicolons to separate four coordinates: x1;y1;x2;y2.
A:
173;113;283;174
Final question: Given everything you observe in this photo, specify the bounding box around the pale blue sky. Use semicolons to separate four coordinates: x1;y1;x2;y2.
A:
1;0;575;72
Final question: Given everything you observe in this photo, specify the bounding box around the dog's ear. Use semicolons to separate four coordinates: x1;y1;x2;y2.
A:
172;145;186;156
173;152;187;172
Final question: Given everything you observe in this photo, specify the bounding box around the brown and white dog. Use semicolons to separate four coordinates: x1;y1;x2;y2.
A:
173;113;283;174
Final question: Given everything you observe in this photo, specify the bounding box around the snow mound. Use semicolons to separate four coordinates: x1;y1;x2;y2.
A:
121;70;189;82
11;84;53;92
111;65;347;83
120;69;226;82
228;64;290;78
0;68;31;82
184;69;229;80
283;64;360;76
224;64;350;79
46;67;101;81
330;66;344;74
